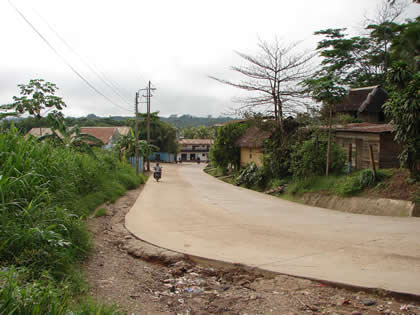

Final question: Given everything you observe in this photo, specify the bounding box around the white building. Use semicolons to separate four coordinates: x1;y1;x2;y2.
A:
178;138;214;162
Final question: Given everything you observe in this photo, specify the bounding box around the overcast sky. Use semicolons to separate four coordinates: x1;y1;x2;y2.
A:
1;0;419;118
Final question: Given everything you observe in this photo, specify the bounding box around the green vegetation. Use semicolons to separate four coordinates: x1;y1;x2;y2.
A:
210;121;249;172
179;125;216;139
0;79;66;121
235;163;268;190
94;208;108;217
137;112;178;154
0;126;145;313
2;114;236;135
287;169;393;197
290;134;346;178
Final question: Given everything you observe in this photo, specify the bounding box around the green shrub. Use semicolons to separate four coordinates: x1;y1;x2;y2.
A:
287;176;339;194
235;163;267;189
336;169;392;196
0;127;143;312
94;208;107;217
290;135;346;178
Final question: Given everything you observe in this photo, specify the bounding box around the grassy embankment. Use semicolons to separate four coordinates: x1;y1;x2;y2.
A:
0;127;146;314
203;165;415;201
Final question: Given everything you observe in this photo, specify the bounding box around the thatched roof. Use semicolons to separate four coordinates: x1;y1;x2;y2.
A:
236;126;272;148
336;86;388;113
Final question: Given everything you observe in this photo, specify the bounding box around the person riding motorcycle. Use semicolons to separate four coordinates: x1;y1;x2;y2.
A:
153;163;162;181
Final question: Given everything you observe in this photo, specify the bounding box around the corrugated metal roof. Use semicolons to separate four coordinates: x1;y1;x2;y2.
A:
334;123;393;133
27;126;131;144
80;127;116;144
178;139;214;145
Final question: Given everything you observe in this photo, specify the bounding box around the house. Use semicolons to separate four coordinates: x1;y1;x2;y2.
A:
336;85;388;123
333;123;401;170
178;139;214;162
27;126;130;150
236;126;272;167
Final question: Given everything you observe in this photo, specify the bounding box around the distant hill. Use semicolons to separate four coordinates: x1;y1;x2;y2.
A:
160;115;236;128
5;114;237;134
79;114;236;128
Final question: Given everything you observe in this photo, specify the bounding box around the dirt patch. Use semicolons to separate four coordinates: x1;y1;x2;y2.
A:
361;169;420;202
85;185;420;314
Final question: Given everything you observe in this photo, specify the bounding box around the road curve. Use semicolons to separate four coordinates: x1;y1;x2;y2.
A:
126;163;420;295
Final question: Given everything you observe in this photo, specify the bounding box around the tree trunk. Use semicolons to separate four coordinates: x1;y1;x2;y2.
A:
326;104;332;176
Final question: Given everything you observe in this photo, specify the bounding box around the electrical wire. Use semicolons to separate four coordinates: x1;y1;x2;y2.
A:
8;0;131;113
34;10;134;106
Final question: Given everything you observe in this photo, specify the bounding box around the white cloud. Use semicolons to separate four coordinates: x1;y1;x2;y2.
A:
1;0;419;117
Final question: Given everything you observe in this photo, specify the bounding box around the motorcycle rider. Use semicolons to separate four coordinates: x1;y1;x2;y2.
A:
153;162;162;180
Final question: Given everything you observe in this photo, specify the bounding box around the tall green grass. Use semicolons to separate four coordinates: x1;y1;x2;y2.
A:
0;127;144;313
287;169;393;196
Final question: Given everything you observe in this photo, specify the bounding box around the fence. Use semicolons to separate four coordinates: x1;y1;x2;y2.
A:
128;156;144;172
149;152;175;163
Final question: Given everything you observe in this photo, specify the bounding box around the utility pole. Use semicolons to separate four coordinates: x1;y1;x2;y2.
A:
134;92;139;176
146;81;151;171
144;80;156;172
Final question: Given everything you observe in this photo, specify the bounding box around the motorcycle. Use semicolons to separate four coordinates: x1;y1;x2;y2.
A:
153;166;162;182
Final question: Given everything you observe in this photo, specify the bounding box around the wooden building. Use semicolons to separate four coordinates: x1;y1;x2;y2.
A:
336;85;388;123
236;126;272;167
333;123;401;170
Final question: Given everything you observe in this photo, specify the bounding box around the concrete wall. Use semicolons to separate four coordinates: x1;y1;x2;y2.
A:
240;147;264;167
300;192;417;217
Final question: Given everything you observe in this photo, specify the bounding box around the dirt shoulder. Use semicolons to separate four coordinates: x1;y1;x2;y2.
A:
84;184;420;314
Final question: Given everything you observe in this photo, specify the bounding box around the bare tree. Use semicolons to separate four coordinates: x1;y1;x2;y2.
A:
209;38;314;128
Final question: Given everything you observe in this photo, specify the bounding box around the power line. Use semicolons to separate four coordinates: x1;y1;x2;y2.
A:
33;10;133;106
9;0;131;113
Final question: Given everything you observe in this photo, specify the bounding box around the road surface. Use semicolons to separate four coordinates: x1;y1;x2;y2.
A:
126;163;420;295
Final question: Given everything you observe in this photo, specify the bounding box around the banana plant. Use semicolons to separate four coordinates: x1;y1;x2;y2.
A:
38;119;103;155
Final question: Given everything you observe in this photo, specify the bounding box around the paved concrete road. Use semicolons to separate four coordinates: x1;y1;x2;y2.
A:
126;163;420;295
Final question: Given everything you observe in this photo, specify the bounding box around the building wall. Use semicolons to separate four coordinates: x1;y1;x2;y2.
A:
335;132;380;170
150;152;175;163
240;147;264;167
379;133;401;168
180;151;209;161
179;144;212;162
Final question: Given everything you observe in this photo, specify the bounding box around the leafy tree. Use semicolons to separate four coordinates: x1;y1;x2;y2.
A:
389;17;420;72
137;112;177;153
210;38;314;128
210;122;249;171
303;75;347;176
263;117;302;179
181;125;216;139
383;63;419;179
1;79;65;120
290;134;346;178
114;129;158;161
313;26;401;87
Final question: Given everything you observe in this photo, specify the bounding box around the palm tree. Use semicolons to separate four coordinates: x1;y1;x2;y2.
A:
114;129;159;162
